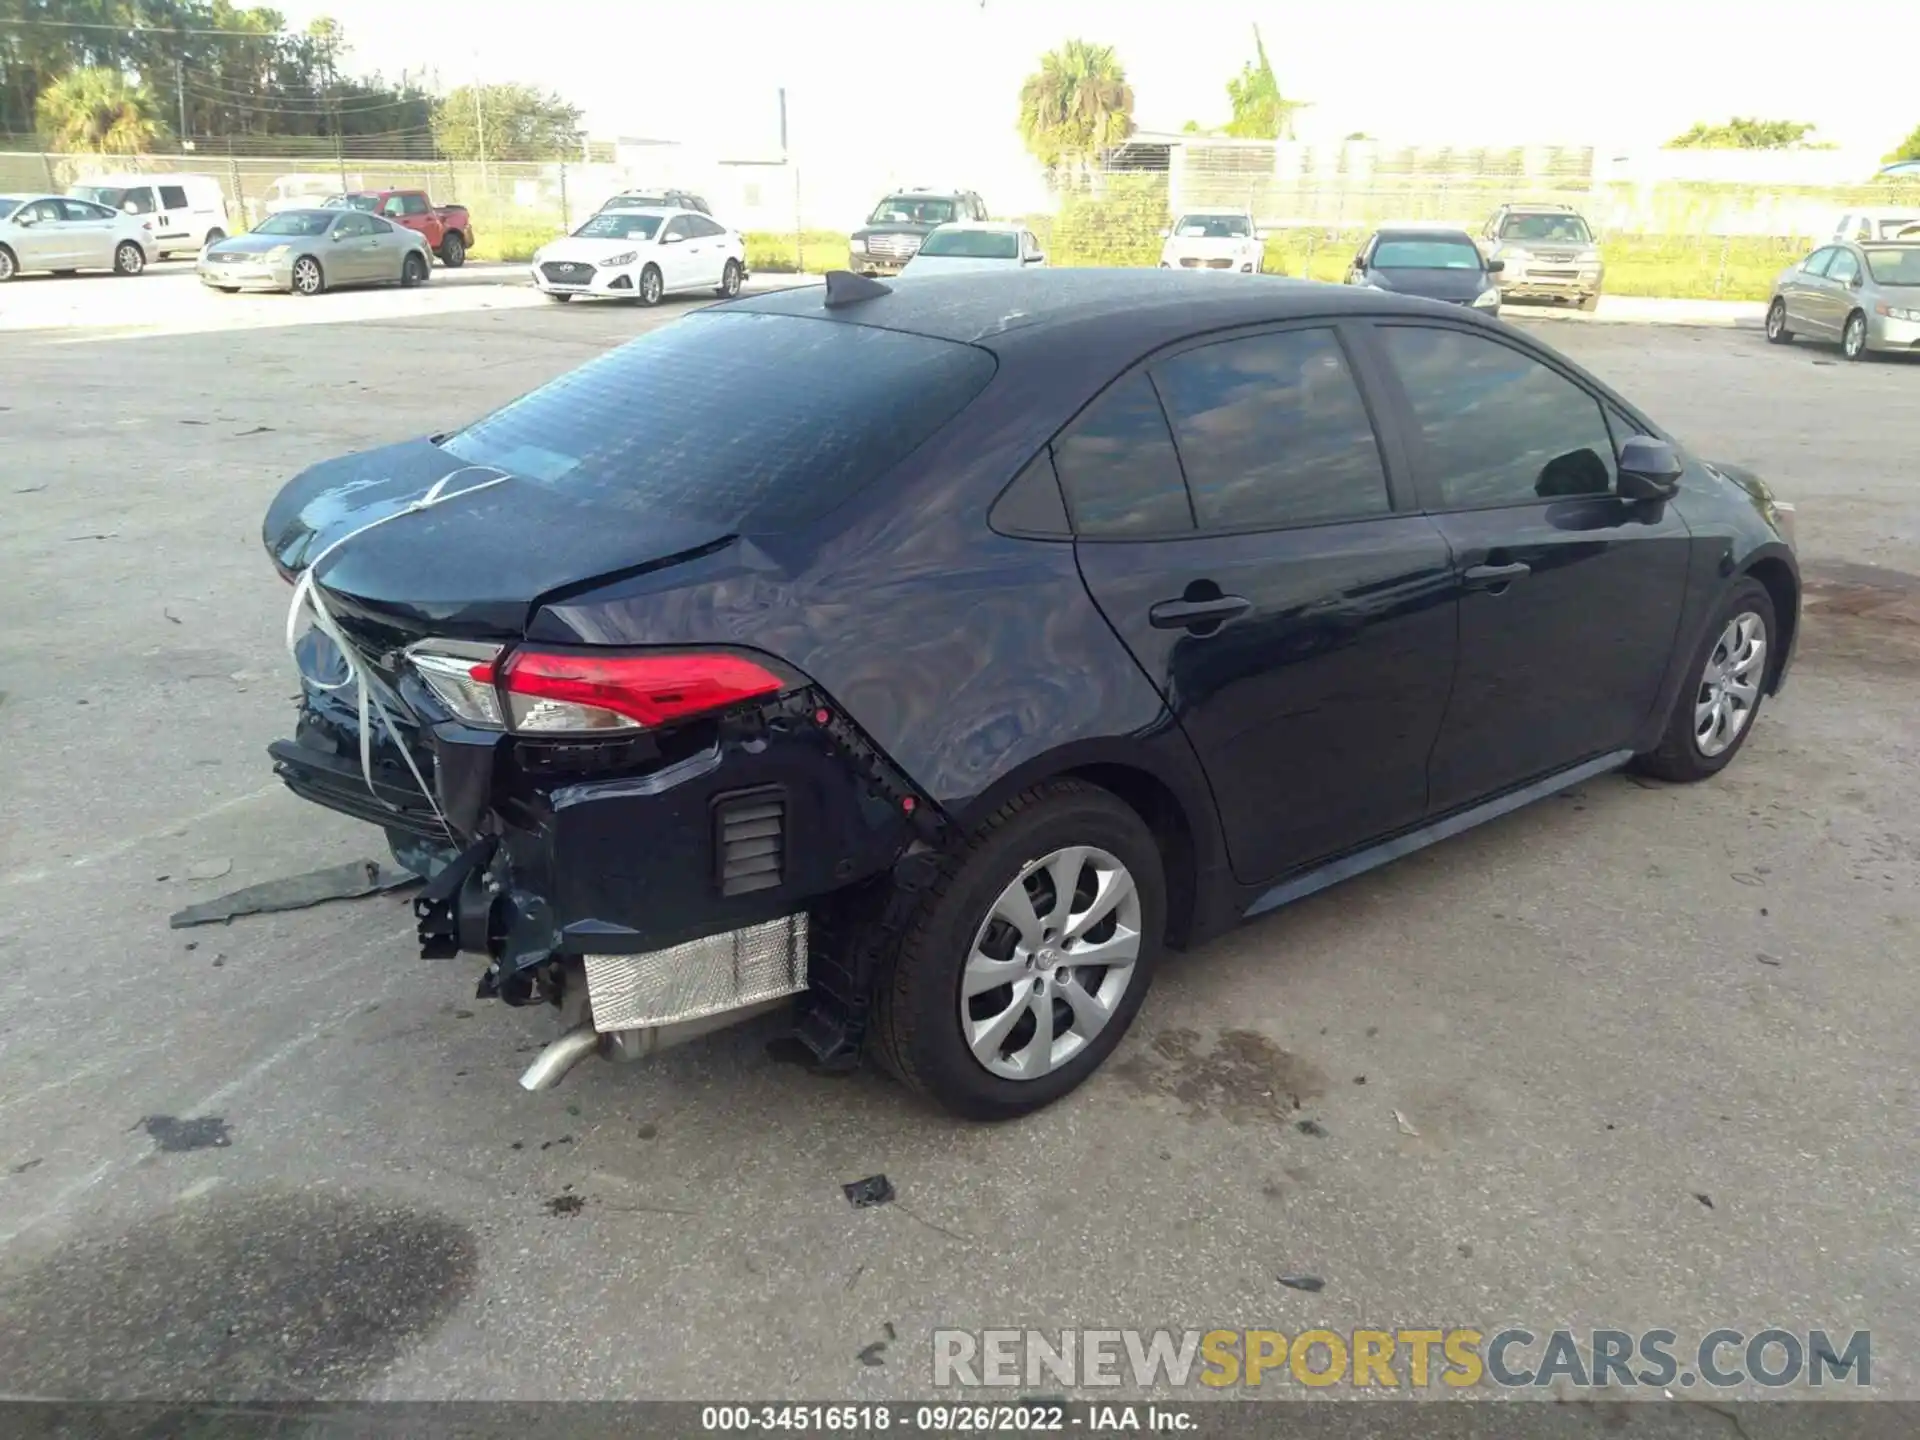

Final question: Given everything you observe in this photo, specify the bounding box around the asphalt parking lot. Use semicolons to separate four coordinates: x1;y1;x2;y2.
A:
1;269;1917;1407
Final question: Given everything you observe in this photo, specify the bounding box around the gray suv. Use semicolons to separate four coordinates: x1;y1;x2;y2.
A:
1481;202;1605;311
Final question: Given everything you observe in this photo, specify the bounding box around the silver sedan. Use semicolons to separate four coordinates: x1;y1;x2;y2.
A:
1767;240;1920;360
0;193;152;281
198;207;432;295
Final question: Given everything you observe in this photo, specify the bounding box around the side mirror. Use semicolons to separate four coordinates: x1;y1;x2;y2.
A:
1617;436;1683;502
1849;273;1864;290
1487;258;1506;273
1353;253;1367;268
1159;228;1170;239
660;232;684;244
1024;252;1045;265
13;210;34;226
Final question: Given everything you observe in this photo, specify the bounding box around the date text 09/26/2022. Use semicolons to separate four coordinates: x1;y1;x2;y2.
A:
700;1404;1193;1433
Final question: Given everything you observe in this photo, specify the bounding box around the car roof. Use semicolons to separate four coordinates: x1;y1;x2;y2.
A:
927;220;1022;232
598;205;680;217
730;268;1482;352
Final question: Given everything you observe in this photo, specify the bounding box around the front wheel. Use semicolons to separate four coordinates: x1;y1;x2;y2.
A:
1841;310;1870;361
637;264;664;306
544;291;573;303
715;258;743;298
439;232;466;268
291;255;324;296
1633;577;1777;783
1765;298;1793;344
0;245;15;282
870;780;1165;1120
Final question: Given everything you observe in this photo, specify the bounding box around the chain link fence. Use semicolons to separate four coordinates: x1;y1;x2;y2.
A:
6;140;1919;297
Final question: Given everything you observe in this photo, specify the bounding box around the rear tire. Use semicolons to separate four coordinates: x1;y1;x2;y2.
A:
401;251;428;287
1633;577;1777;783
715;258;743;298
439;232;466;268
1765;298;1793;344
112;242;145;277
869;779;1165;1120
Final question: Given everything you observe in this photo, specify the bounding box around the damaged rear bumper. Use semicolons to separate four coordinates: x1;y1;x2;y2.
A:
270;659;942;1076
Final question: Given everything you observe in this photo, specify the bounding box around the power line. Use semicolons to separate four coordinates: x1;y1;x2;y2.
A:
0;16;291;40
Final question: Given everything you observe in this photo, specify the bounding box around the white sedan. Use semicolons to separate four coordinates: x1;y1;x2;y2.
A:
900;222;1046;276
0;192;152;281
1159;210;1264;273
531;207;747;305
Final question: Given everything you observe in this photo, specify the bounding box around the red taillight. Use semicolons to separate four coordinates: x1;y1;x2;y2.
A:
498;650;784;733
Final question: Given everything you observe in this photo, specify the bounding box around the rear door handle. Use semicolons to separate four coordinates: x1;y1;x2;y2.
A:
1463;561;1531;591
1149;595;1251;630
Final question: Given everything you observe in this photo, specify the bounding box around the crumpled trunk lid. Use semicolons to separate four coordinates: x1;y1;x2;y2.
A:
263;436;737;644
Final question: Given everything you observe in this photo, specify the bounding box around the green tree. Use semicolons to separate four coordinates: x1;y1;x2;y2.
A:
1886;122;1920;163
1224;25;1304;140
1666;117;1826;149
431;82;583;162
1017;40;1135;187
34;66;167;154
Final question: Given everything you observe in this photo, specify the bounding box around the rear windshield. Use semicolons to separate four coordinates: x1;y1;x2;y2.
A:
439;311;997;530
919;228;1017;258
1864;247;1920;285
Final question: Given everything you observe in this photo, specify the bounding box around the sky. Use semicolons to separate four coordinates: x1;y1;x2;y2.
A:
278;0;1913;168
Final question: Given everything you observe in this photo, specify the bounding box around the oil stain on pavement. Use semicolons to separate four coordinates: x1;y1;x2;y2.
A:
0;1189;476;1398
1115;1027;1328;1125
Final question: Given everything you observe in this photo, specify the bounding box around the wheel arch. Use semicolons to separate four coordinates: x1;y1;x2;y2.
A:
947;738;1225;951
1742;552;1799;693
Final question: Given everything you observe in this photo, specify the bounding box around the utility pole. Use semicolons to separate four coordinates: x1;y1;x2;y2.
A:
781;87;801;275
475;77;487;187
176;56;187;152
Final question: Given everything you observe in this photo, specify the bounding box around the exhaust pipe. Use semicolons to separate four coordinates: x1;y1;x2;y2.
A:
517;996;796;1093
518;1024;601;1092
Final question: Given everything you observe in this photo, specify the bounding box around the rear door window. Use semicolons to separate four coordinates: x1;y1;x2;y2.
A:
1149;328;1391;531
440;310;996;530
1051;372;1194;537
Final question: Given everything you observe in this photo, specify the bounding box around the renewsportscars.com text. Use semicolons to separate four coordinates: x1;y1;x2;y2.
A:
932;1327;1871;1390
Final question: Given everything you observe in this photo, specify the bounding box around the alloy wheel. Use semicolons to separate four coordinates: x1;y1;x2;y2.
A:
293;257;321;295
116;243;143;276
960;846;1143;1081
642;268;662;304
1765;300;1784;340
0;249;17;281
1843;314;1866;359
722;261;741;297
1694;612;1767;757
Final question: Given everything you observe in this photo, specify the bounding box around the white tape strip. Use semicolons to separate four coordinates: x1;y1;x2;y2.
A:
284;465;511;830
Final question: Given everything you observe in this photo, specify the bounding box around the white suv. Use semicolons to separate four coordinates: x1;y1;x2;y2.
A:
1159;210;1263;273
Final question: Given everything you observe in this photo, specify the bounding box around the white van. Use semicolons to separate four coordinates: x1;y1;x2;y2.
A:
68;173;230;258
261;173;360;217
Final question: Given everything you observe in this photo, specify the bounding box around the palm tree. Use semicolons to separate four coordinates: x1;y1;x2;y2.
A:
1018;41;1135;189
35;67;167;155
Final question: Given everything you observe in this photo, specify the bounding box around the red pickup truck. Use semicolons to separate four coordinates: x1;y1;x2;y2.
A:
324;189;475;267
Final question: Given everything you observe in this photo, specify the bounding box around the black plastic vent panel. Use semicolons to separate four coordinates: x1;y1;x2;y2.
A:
714;788;786;897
